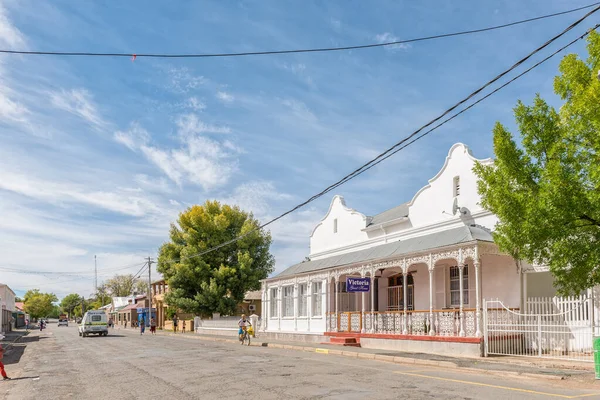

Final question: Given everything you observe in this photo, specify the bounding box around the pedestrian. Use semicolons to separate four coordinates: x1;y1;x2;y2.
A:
0;343;11;381
182;320;186;334
140;318;145;335
150;318;156;335
172;316;178;333
25;319;29;332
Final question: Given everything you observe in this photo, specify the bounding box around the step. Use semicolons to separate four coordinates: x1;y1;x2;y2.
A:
327;337;362;347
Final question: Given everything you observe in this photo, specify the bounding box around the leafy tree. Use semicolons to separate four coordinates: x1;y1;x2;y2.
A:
105;274;147;297
474;31;600;295
15;297;22;302
48;305;61;319
60;293;82;317
157;200;274;317
23;289;58;319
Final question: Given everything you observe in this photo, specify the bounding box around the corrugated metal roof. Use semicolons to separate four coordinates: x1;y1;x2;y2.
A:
244;290;262;300
367;203;409;226
274;225;493;278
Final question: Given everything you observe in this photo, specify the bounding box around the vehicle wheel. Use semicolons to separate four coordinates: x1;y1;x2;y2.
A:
78;331;82;337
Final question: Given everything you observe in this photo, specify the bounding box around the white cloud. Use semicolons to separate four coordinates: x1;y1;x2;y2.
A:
282;99;317;122
116;120;240;190
175;113;231;136
375;32;410;51
216;91;234;103
114;122;150;151
186;97;206;111
0;3;26;49
330;18;342;31
50;88;107;130
167;67;207;93
0;169;160;217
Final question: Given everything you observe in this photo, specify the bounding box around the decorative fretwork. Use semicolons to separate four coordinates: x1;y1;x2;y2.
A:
350;313;361;332
438;311;458;336
409;312;428;335
339;314;349;332
464;310;476;337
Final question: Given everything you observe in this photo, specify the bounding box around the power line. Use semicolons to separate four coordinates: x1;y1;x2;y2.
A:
161;7;600;265
0;261;147;277
0;3;598;59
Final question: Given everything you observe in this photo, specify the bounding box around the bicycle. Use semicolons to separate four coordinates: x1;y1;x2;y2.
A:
239;326;251;346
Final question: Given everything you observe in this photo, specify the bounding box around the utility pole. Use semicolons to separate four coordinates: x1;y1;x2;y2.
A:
147;257;154;327
94;255;98;296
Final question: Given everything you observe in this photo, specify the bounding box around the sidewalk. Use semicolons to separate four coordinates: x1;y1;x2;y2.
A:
120;327;597;382
0;329;30;348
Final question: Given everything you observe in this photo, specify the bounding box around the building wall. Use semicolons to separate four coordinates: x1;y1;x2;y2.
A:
481;254;521;309
0;284;16;312
526;271;558;298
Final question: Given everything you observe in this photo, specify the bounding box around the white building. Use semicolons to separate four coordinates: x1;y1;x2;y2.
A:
260;143;556;356
0;283;17;334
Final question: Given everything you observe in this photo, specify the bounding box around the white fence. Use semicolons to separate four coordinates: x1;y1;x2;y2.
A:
484;294;597;362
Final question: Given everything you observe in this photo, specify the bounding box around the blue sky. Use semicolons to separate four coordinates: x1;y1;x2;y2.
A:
0;0;595;299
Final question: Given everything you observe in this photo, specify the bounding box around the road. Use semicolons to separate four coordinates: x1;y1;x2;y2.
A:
3;323;600;400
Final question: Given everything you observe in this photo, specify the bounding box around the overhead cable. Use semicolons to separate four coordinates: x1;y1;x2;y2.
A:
160;7;600;265
0;3;598;59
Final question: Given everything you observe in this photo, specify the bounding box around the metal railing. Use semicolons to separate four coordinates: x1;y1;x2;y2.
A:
484;297;595;362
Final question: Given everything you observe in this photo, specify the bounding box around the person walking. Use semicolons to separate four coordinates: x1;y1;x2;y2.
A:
25;319;29;332
181;320;186;334
172;316;178;333
150;318;156;335
139;318;145;335
0;344;11;381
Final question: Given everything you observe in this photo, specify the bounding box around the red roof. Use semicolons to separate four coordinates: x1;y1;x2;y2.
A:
15;302;24;311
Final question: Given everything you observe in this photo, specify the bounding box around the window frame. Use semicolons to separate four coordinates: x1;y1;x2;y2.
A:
298;283;308;317
269;287;278;318
311;281;323;317
282;285;294;318
449;265;469;306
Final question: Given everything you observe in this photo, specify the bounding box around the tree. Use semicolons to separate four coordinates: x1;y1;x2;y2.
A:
105;274;147;297
474;31;600;295
23;289;58;319
15;297;22;302
157;200;274;317
60;293;82;317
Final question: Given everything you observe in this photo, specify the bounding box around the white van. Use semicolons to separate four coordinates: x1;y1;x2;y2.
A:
78;310;108;337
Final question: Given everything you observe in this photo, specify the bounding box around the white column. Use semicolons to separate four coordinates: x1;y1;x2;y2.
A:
325;279;330;331
277;286;282;331
334;277;339;332
370;275;375;333
307;280;312;333
361;279;366;333
459;264;466;337
293;283;298;331
403;271;408;335
428;263;436;336
474;261;482;337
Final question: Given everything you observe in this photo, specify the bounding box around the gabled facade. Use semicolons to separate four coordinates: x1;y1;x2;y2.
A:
259;143;554;356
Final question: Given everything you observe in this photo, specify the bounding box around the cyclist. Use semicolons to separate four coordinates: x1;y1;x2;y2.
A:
238;314;252;342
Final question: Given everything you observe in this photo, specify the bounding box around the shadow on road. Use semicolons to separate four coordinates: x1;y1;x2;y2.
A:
3;344;26;365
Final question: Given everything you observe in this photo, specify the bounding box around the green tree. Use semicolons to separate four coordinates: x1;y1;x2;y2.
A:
23;289;58;319
157;200;274;317
60;293;82;317
474;31;600;295
105;274;147;297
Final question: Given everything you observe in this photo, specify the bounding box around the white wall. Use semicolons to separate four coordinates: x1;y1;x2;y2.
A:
481;255;521;308
0;285;16;312
526;271;557;298
310;195;369;258
408;143;492;229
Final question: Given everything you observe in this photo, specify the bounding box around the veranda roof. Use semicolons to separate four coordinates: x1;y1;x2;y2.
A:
274;225;493;278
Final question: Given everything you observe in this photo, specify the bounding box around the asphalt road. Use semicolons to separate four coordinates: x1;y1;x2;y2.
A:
3;324;600;400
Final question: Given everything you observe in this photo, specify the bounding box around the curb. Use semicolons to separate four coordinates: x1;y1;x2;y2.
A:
155;332;578;381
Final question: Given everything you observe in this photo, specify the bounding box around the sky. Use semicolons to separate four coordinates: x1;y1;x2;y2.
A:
0;0;596;299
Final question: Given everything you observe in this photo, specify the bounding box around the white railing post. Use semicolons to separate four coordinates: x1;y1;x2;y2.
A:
458;264;465;337
537;314;542;357
403;271;408;335
483;299;488;357
428;264;435;336
474;261;482;337
370;275;375;333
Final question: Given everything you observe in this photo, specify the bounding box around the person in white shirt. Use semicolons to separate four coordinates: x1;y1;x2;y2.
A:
238;314;252;341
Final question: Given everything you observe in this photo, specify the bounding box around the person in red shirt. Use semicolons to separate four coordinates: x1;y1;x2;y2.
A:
0;344;11;380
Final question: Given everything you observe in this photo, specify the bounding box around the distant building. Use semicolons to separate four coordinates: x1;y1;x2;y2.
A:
0;283;16;333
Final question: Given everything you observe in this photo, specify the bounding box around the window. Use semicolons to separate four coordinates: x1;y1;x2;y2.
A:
91;315;101;322
333;218;338;233
453;176;460;197
283;286;294;317
450;266;469;306
312;281;322;316
298;283;308;317
270;288;278;318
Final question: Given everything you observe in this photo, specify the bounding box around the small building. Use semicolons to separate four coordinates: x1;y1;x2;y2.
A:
0;283;16;333
151;279;168;329
239;291;262;317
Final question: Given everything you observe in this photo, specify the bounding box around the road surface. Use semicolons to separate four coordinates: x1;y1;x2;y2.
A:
3;323;600;399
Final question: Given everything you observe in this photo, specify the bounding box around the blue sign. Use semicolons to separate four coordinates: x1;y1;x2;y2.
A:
346;277;370;292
